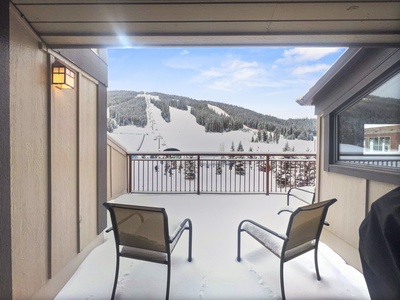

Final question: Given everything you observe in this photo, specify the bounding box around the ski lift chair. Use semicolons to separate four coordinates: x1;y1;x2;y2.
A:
237;198;337;300
103;202;193;300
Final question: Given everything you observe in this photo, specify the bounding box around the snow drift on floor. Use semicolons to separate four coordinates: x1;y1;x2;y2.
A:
56;194;369;300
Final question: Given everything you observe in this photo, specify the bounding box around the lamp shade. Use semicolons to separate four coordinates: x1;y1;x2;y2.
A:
52;62;75;89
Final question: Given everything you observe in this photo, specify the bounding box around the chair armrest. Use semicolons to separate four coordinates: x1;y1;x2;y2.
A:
288;187;315;195
238;219;286;240
278;206;329;225
169;218;192;243
287;187;315;206
278;208;294;215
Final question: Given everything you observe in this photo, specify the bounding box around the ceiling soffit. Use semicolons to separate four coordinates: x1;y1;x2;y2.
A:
11;1;400;47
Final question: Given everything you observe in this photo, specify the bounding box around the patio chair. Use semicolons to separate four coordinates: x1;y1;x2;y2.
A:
103;202;193;300
287;186;315;206
237;198;337;300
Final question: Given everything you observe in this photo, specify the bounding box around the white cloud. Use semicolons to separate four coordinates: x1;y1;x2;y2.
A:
201;69;223;78
292;63;331;75
276;47;342;64
180;50;189;55
195;59;268;91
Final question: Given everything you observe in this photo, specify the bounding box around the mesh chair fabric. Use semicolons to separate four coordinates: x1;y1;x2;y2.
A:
286;208;322;251
113;207;167;253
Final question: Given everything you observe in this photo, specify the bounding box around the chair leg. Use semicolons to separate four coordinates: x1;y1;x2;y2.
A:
280;259;286;300
237;226;242;262
111;254;120;300
188;220;193;262
314;247;321;280
166;262;171;300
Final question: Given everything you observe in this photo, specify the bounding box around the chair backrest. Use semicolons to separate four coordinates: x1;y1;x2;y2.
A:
287;187;316;205
104;203;170;253
284;199;337;252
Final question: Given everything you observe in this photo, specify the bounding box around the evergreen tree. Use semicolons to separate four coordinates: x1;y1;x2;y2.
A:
262;130;267;142
268;132;273;143
184;158;196;180
107;118;118;133
257;130;262;142
274;128;281;144
237;141;244;152
282;141;291;152
216;161;222;175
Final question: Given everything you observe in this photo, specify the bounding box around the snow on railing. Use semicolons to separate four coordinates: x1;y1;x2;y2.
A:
127;152;316;195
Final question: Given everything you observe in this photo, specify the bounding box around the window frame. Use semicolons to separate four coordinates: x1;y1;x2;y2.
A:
325;64;400;185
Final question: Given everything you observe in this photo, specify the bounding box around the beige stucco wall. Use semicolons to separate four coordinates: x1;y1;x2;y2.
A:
107;135;128;200
316;115;399;272
10;11;49;300
9;10;103;299
78;75;98;251
51;75;79;276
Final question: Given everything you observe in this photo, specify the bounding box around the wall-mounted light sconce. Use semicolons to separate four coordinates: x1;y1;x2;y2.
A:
52;62;75;89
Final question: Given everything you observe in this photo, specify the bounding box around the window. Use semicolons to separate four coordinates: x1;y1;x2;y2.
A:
334;72;400;174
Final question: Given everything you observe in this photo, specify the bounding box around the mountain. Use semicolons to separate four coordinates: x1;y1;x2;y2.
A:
107;90;316;141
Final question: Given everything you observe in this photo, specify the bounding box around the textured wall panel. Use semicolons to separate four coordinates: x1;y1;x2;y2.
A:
9;12;49;299
79;75;98;251
50;74;78;276
107;137;128;200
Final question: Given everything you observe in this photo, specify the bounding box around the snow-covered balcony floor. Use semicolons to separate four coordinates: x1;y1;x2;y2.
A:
56;194;369;300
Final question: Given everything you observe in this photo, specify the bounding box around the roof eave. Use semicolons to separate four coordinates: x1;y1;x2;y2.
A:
297;47;363;106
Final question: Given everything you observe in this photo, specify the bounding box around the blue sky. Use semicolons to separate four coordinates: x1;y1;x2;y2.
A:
108;47;346;119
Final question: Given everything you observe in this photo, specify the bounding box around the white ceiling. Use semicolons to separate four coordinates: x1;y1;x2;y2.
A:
11;0;400;48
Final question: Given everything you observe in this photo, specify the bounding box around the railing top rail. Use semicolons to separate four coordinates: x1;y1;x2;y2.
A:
129;157;316;163
131;156;315;161
127;151;316;157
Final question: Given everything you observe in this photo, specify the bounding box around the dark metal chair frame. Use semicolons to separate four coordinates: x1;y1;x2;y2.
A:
287;186;316;206
237;198;337;300
103;202;193;300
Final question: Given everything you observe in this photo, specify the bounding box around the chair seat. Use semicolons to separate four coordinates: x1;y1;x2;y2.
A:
242;223;286;256
242;223;316;260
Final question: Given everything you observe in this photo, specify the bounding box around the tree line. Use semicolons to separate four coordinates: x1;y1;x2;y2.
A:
107;90;317;141
107;91;147;132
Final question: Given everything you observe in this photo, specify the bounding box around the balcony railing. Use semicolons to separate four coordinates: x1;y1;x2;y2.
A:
339;153;400;168
128;152;316;195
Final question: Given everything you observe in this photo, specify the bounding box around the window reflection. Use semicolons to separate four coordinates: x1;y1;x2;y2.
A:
337;72;400;168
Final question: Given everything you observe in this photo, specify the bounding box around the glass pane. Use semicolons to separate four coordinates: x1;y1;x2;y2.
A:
337;72;400;168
